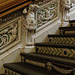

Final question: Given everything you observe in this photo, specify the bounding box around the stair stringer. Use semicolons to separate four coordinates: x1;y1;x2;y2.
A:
0;48;22;74
24;19;61;53
67;6;75;20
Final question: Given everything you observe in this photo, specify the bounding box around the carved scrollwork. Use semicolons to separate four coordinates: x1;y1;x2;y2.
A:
36;1;58;28
0;20;19;50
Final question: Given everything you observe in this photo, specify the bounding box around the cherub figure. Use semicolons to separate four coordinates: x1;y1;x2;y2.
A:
23;4;39;45
60;0;70;21
23;4;39;30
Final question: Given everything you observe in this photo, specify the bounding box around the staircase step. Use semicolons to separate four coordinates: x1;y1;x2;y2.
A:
59;27;75;34
69;20;75;27
69;20;75;23
20;53;75;67
35;43;75;58
35;43;75;49
59;27;75;30
48;34;75;37
48;34;75;45
3;62;61;75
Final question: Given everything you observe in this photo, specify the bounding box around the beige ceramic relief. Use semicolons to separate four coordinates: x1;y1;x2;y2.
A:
0;17;21;54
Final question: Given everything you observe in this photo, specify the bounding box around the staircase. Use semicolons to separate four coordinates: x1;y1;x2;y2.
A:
3;20;75;75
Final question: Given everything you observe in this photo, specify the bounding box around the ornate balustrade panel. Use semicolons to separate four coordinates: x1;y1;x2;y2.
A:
35;0;60;30
22;0;60;45
0;17;21;54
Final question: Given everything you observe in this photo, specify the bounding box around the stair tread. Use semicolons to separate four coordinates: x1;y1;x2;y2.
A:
21;53;75;67
59;27;75;30
48;34;75;37
69;20;75;23
35;43;75;49
3;62;61;75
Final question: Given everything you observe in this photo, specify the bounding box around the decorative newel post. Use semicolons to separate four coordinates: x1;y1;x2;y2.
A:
60;0;70;26
23;4;39;45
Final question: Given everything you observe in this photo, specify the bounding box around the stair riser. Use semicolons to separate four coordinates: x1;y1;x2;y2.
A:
21;54;75;75
59;27;75;34
64;31;75;34
70;23;75;27
26;59;45;68
21;56;75;75
60;30;75;34
36;46;75;58
49;37;75;45
69;20;75;27
5;68;20;75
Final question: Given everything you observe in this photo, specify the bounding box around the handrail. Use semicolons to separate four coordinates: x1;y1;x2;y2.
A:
0;0;33;18
0;0;28;13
